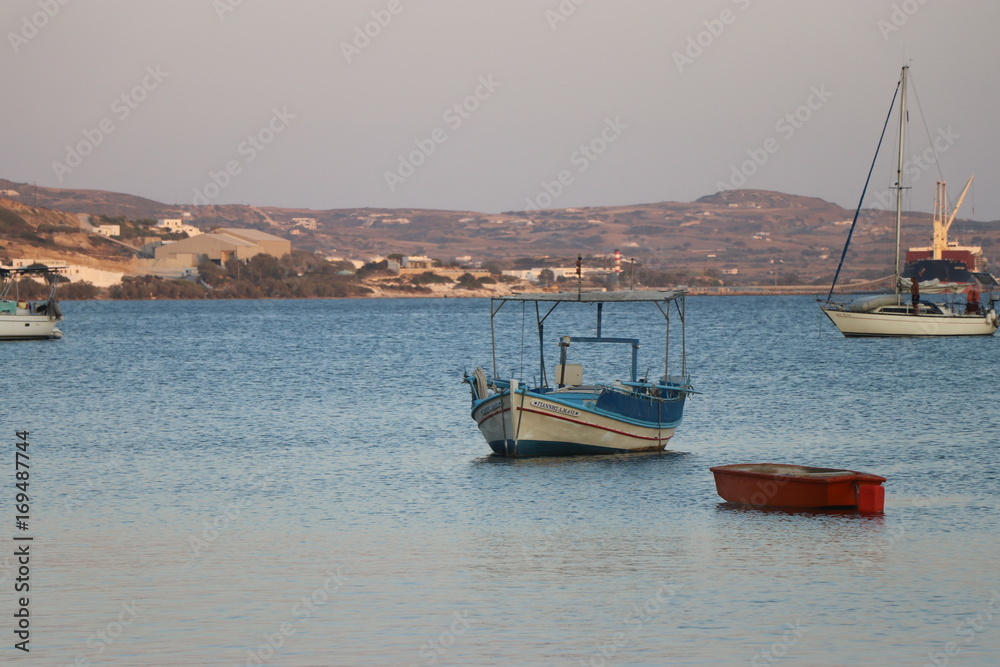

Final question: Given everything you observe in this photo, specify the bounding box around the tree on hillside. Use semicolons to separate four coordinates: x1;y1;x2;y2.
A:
454;273;495;290
60;281;99;299
186;252;370;299
357;259;391;278
411;271;452;285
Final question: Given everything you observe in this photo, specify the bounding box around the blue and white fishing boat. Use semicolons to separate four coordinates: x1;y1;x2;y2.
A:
464;289;695;457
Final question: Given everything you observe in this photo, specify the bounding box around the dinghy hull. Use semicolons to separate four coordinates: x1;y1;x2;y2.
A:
710;463;886;511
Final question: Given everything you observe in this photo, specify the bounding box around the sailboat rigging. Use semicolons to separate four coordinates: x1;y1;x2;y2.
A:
820;65;998;337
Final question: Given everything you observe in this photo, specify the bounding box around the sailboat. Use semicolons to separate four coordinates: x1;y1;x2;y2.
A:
820;65;999;337
0;266;64;340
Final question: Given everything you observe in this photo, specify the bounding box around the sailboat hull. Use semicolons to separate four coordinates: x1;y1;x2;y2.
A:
821;306;997;337
0;313;63;340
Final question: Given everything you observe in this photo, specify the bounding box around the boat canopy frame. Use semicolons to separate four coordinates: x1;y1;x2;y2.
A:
0;266;66;302
488;290;688;387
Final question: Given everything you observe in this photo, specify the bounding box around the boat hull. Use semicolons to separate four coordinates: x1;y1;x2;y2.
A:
473;390;682;457
710;463;886;511
0;313;62;340
821;306;997;337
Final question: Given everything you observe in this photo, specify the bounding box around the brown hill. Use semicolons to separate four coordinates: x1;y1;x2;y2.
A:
2;178;997;284
0;196;137;270
1;179;181;221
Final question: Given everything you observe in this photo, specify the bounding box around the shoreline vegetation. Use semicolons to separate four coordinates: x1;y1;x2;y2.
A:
6;251;844;301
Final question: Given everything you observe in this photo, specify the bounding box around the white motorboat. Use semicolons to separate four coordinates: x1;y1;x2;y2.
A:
820;65;998;337
464;288;695;457
0;267;64;340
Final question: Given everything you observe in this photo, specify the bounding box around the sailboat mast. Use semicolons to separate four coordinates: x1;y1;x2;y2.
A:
893;65;908;294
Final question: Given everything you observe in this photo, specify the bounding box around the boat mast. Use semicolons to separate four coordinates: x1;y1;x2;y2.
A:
823;73;902;304
893;65;908;294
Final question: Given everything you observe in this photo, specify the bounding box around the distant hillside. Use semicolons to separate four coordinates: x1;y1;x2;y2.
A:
1;179;185;221
0;196;137;270
2;178;997;284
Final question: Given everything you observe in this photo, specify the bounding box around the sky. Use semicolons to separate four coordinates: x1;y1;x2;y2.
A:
3;0;1000;221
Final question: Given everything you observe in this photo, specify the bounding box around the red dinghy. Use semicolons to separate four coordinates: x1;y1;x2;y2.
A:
710;463;886;512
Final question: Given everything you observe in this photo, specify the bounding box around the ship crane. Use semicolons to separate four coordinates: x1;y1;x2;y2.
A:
932;176;974;260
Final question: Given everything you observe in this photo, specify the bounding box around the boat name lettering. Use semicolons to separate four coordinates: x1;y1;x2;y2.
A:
529;401;579;417
480;401;502;415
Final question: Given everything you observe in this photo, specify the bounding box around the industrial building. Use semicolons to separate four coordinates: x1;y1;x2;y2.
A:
153;228;291;265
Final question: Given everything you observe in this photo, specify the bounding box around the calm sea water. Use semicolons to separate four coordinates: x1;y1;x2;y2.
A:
3;295;999;666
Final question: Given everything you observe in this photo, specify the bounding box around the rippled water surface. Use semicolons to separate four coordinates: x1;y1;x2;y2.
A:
4;295;999;665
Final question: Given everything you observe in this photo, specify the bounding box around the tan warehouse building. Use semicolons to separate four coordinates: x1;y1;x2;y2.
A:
153;228;291;265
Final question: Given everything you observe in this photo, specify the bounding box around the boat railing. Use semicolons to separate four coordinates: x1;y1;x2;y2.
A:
549;385;602;394
600;382;692;402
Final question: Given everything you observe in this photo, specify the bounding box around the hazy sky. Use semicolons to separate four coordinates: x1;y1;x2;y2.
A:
3;1;999;220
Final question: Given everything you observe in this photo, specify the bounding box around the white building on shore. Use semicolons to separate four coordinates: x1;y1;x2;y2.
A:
4;259;124;288
157;218;202;236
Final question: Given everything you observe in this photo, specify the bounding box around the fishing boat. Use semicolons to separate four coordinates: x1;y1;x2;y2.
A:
710;463;886;512
464;289;695;457
0;266;64;340
820;65;999;337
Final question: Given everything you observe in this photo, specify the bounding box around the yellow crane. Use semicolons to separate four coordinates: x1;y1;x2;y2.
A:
931;176;974;260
